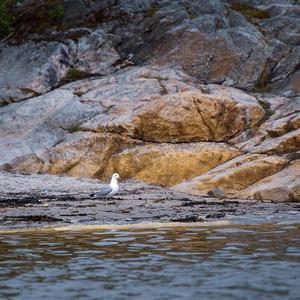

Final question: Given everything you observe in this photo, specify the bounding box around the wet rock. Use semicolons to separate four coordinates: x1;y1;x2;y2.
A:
205;212;226;219
171;215;204;223
207;188;226;199
1;215;64;224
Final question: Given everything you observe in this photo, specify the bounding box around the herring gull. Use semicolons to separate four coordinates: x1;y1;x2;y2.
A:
90;173;120;203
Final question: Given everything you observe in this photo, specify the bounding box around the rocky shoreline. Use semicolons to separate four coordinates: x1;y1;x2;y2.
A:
0;0;299;209
0;172;299;230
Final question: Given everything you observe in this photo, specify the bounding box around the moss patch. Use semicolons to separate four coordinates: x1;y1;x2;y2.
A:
254;84;272;93
64;68;90;83
48;5;64;21
257;99;273;117
230;3;270;20
145;4;159;17
67;124;81;133
1;0;68;39
184;6;200;19
0;0;20;36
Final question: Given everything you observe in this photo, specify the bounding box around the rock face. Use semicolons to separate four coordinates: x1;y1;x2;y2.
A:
0;41;69;105
0;89;100;167
0;66;250;181
0;0;299;202
174;92;300;199
68;67;265;142
0;29;120;105
102;142;241;186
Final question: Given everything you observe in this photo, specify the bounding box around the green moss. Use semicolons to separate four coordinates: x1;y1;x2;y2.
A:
145;4;159;17
0;1;65;38
230;3;270;20
64;68;89;83
67;124;81;133
0;0;18;36
257;99;273;117
184;6;200;19
48;4;64;21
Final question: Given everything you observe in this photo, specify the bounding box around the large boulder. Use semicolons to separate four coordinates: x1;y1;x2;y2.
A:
67;67;265;143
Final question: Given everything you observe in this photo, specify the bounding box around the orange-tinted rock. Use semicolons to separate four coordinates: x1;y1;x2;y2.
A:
174;154;289;196
102;142;241;186
241;160;300;202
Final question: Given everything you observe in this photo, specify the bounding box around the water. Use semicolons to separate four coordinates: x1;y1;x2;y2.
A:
0;223;300;300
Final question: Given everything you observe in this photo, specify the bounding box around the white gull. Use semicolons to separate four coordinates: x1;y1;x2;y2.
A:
90;173;120;203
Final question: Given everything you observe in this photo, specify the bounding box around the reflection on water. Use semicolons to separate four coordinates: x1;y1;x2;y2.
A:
0;223;300;300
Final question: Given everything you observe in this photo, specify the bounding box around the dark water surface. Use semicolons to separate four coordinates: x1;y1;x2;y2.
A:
0;222;300;300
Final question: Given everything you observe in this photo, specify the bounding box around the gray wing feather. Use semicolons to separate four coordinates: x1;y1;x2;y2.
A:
93;186;112;198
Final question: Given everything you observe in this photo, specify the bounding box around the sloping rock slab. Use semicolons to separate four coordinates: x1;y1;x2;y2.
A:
240;160;300;202
174;154;289;196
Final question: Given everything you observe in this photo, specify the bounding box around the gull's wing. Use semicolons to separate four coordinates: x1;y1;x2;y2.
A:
92;186;112;198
